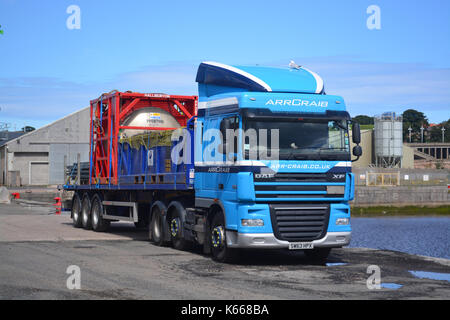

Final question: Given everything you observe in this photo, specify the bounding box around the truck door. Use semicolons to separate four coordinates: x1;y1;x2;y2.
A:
217;115;240;200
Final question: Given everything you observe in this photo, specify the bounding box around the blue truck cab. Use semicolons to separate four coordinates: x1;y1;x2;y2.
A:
193;61;361;261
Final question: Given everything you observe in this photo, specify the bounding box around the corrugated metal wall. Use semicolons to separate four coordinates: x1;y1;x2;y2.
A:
49;143;89;185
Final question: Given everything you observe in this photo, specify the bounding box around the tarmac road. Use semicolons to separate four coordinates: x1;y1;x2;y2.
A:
0;202;449;300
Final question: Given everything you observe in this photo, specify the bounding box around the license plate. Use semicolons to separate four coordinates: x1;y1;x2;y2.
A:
289;242;314;250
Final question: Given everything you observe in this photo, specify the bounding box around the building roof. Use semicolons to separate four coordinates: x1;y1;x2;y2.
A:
0;106;89;148
0;131;27;147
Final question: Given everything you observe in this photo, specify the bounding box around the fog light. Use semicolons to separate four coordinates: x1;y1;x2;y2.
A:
241;219;264;227
327;185;345;195
336;218;350;225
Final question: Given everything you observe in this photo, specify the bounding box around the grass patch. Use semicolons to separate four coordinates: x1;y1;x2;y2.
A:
351;205;450;217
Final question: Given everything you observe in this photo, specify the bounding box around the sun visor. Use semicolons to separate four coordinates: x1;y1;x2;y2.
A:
196;61;325;96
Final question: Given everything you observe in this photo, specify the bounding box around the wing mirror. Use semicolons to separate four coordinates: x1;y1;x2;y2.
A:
352;122;361;144
353;145;362;157
351;122;362;162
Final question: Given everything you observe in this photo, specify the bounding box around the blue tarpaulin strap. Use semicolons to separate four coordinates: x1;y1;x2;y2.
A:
144;130;151;187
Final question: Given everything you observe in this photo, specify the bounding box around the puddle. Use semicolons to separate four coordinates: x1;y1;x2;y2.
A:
325;262;348;267
409;271;450;282
381;283;403;290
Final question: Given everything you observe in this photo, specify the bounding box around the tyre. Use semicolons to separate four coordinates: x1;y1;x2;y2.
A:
169;207;191;251
71;193;82;228
91;194;110;232
150;206;164;246
81;194;92;230
210;212;238;263
304;248;331;263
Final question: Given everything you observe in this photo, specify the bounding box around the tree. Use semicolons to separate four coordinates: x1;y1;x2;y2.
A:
352;115;374;125
21;126;35;133
428;119;450;143
402;109;429;142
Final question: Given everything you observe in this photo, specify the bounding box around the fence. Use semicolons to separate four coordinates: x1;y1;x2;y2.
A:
366;172;400;186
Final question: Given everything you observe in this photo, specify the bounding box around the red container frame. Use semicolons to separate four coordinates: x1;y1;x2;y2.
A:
89;91;197;185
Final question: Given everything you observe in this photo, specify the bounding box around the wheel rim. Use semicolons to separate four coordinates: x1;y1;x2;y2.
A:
170;218;180;237
211;226;225;249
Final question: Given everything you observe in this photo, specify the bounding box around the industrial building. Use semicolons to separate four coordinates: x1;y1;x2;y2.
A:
0;107;90;186
350;131;415;169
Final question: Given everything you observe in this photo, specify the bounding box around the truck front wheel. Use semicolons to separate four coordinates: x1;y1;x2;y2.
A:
210;213;238;263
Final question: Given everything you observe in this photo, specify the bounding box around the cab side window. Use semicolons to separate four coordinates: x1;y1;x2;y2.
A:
220;116;240;154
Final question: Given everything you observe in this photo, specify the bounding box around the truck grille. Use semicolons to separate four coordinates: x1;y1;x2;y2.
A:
269;204;330;242
254;172;346;200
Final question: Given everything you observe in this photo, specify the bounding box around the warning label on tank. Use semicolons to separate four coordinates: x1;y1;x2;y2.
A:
149;113;161;120
147;113;164;124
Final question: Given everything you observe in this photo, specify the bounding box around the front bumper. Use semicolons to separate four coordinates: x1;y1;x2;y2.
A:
226;231;351;249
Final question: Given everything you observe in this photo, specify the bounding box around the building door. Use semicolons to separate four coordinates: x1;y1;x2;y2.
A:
30;162;49;185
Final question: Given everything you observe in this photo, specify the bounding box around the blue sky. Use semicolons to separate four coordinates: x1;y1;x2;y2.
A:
0;0;449;129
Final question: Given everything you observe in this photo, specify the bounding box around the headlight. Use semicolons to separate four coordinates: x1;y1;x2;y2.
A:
335;218;350;225
241;219;264;227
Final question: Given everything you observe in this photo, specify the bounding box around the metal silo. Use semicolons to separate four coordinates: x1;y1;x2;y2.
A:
374;112;403;167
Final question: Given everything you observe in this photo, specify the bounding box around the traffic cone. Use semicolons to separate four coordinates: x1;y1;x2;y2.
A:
53;197;62;215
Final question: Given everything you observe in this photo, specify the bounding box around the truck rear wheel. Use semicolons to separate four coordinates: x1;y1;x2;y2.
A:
169;207;191;251
91;194;110;232
210;212;238;263
71;193;82;228
150;206;164;246
81;194;92;230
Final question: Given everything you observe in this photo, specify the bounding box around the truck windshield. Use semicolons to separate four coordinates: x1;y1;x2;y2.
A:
243;118;351;161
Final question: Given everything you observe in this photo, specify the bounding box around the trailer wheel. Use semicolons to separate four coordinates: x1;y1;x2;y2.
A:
210;212;238;263
169;208;191;251
150;206;164;246
91;194;110;232
304;248;331;263
81;194;92;230
71;193;82;228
